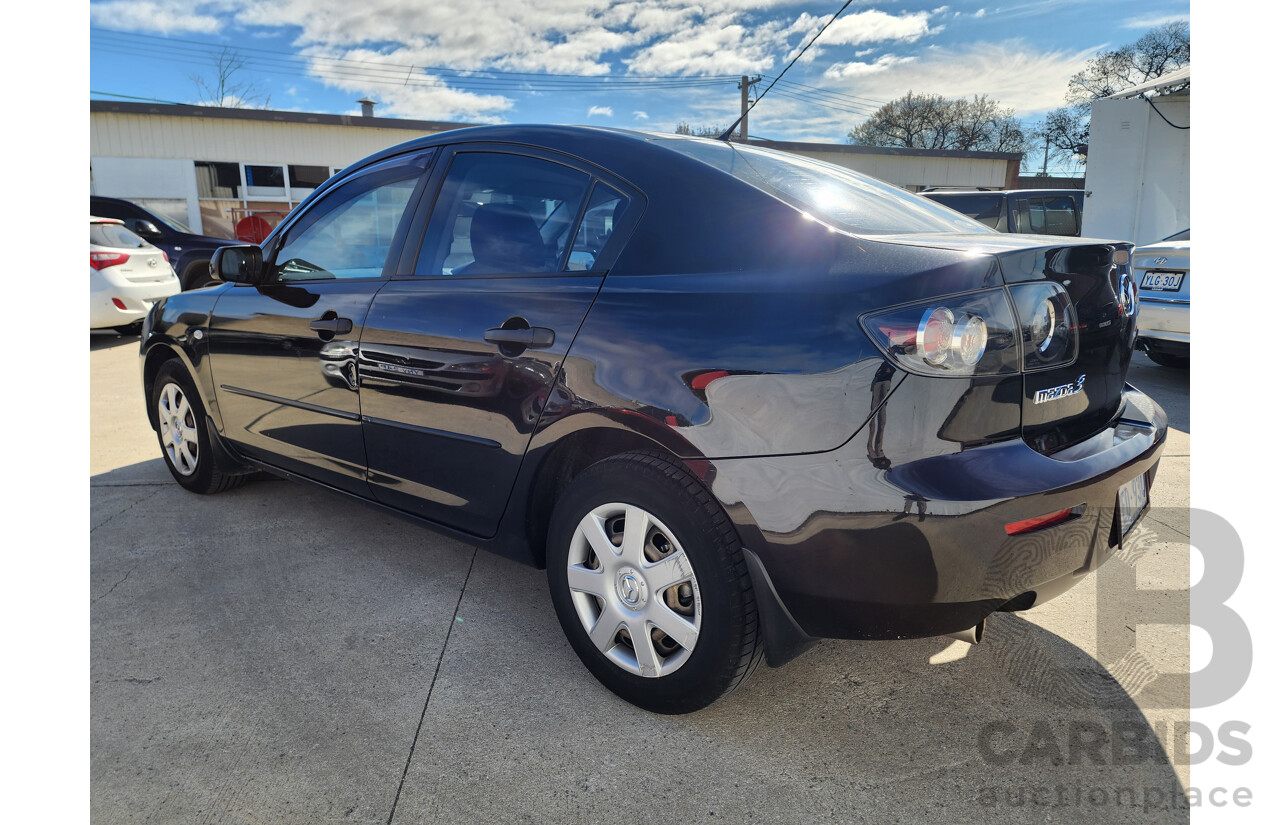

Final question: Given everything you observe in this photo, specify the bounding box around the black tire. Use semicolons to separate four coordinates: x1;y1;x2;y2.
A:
1147;350;1189;368
180;259;215;291
546;452;763;714
151;360;247;494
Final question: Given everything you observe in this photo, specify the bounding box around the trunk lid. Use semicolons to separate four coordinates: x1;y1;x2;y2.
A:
873;233;1138;453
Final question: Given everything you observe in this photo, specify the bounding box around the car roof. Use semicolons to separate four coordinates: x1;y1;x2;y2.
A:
90;215;124;224
921;188;1085;196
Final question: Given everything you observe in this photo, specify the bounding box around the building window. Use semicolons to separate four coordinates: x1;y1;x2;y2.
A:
244;164;286;198
195;161;241;198
288;165;330;190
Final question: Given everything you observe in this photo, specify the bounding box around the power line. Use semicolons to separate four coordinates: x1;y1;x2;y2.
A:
718;0;860;140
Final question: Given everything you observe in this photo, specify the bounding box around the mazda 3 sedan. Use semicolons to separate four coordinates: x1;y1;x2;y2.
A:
139;126;1166;713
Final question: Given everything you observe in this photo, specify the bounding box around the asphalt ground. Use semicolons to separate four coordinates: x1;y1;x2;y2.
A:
91;331;1192;824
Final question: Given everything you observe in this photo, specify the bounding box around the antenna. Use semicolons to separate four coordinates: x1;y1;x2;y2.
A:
717;0;858;142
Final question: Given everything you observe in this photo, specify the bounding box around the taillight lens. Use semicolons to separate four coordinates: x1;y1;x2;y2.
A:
161;251;169;263
1008;282;1078;371
90;251;129;270
863;284;1080;377
861;288;1020;376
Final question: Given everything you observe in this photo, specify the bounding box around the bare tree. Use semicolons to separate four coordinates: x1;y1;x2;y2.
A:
674;121;727;137
848;93;1027;154
191;47;272;108
1066;21;1190;104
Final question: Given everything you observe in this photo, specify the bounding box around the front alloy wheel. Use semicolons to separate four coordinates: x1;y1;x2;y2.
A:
567;503;702;678
157;382;199;476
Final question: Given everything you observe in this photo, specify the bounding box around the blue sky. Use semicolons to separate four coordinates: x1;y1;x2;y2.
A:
90;0;1189;167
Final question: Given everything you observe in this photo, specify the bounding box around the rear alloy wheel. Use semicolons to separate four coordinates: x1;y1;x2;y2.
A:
151;360;247;494
547;452;763;713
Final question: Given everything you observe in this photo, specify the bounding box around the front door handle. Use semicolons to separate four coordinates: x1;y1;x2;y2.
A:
484;327;555;349
310;317;353;335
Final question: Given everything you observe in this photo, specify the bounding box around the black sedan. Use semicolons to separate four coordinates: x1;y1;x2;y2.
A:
139;126;1165;713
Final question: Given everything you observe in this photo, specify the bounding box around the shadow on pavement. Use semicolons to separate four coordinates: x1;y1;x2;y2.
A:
91;462;1188;825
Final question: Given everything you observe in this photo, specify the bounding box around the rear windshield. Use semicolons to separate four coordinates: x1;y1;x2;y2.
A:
90;223;147;248
654;138;994;235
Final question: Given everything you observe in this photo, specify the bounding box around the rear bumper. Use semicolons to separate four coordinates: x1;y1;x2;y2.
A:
1137;297;1189;341
708;386;1167;642
90;270;181;329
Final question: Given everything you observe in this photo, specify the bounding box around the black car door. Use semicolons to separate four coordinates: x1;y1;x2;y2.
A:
208;150;435;494
358;145;640;535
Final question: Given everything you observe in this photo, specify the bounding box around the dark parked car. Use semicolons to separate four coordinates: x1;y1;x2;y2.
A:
921;188;1086;236
139;127;1165;713
90;196;239;290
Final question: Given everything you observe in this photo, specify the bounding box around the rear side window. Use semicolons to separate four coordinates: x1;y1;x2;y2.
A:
656;138;992;235
1016;196;1079;236
567;183;629;271
417;152;592;276
926;194;1004;228
90;223;147;248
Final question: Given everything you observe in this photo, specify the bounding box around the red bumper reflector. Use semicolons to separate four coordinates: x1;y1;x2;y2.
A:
1005;508;1073;536
111;298;127;310
691;370;729;390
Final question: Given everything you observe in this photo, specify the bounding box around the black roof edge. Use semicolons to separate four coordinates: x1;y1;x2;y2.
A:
89;100;475;134
744;137;1022;162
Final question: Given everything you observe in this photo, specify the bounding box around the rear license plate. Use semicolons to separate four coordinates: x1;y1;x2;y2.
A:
1140;271;1184;291
1117;473;1149;536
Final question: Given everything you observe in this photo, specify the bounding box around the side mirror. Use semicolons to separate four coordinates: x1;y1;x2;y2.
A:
134;220;162;239
210;245;265;284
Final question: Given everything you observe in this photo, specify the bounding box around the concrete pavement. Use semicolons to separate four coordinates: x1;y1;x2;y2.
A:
91;332;1192;823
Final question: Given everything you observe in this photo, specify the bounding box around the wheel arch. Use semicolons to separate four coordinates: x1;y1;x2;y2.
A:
519;421;707;570
142;342;205;430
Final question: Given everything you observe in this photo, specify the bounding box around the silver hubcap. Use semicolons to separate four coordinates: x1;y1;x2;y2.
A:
157;382;199;476
567;503;701;678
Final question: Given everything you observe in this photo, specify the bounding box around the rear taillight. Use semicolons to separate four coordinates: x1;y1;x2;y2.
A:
161;251;169;263
90;252;129;270
1008;282;1078;372
860;288;1020;377
862;283;1081;377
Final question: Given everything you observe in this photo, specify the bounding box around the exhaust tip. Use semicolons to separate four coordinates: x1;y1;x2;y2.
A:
944;618;985;645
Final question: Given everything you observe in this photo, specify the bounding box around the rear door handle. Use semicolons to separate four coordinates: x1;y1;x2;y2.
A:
484;327;555;349
310;317;353;335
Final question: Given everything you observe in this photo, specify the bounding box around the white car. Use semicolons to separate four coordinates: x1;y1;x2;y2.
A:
1134;228;1189;368
90;216;181;332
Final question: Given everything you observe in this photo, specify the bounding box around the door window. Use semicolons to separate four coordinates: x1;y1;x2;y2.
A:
272;155;429;282
417;152;591;276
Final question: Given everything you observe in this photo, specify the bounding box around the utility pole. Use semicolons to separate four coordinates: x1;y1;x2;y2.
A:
737;75;762;143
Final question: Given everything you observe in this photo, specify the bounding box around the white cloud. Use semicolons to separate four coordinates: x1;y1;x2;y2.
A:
1123;14;1189;29
824;54;917;79
818;10;934;48
633;110;649;119
588;105;613;117
818;41;1098;116
90;1;221;33
974;9;987;18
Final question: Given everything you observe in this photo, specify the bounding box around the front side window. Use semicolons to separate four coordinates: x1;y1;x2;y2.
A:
417;152;592;276
272;155;428;281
